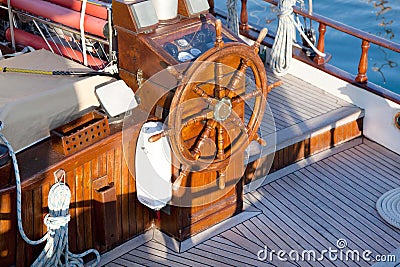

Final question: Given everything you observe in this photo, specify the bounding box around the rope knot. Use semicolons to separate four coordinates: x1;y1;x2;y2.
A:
277;6;294;17
44;214;71;230
226;0;236;8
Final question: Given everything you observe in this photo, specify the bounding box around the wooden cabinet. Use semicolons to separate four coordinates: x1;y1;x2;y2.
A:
114;4;245;241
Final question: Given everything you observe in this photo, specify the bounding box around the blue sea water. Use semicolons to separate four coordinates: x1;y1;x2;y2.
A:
216;0;400;94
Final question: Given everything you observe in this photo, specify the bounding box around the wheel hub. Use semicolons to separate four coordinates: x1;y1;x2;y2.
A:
214;97;232;122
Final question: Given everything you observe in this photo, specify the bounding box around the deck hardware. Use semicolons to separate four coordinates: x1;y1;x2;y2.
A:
218;170;226;189
395;112;400;129
136;68;144;88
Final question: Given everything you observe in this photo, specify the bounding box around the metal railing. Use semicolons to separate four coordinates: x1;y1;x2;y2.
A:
0;1;114;70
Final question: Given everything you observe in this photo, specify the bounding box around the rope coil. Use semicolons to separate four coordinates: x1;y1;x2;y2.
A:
270;0;296;76
0;121;100;266
270;0;325;76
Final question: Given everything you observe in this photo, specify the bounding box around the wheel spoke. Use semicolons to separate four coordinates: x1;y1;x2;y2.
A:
217;123;225;159
173;165;190;191
214;20;224;49
226;59;249;98
214;61;225;99
148;129;171;143
217;170;226;189
182;111;214;128
231;90;262;105
192;85;218;105
252;28;268;54
253;133;267;146
191;119;217;160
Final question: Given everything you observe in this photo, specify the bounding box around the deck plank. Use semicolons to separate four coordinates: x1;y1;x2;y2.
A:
292;169;395;253
342;149;400;186
270;87;335;114
271;82;341;111
211;235;245;249
354;145;400;178
269;72;348;108
195;242;262;267
270;176;370;266
364;139;400;162
205;239;262;260
247;191;339;267
327;154;395;193
306;164;400;241
143;240;225;267
105;262;126;267
322;157;390;195
123;251;170;267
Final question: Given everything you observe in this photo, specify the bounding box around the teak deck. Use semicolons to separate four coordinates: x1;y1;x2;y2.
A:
102;138;400;267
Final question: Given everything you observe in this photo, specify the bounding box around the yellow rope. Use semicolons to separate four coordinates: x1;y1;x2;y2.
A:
1;67;53;75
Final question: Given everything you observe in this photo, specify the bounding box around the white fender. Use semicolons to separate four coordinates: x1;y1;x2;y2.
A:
135;121;172;210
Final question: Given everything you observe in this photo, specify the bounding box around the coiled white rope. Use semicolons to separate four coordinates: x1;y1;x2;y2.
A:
269;0;296;76
270;0;325;76
0;121;100;266
376;187;400;229
226;0;239;35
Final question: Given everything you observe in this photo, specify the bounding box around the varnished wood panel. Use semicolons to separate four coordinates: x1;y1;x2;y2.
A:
158;152;244;241
0;191;16;266
245;118;363;183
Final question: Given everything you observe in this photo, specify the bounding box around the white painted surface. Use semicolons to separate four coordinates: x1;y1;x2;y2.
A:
151;0;178;20
135;121;172;210
288;58;400;154
95;80;138;117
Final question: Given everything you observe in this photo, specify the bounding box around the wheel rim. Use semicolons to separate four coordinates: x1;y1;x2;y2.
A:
168;43;268;172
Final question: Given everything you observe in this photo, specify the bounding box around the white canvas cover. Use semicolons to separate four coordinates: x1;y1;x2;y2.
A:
0;49;113;152
135;121;172;210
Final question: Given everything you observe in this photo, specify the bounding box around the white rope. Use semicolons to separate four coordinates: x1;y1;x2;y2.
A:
291;15;325;57
80;0;88;66
270;0;296;76
376;187;400;229
226;0;239;35
270;0;325;76
0;122;100;266
6;0;16;50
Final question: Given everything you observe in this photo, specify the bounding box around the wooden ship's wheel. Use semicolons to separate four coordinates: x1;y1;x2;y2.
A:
149;21;278;191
